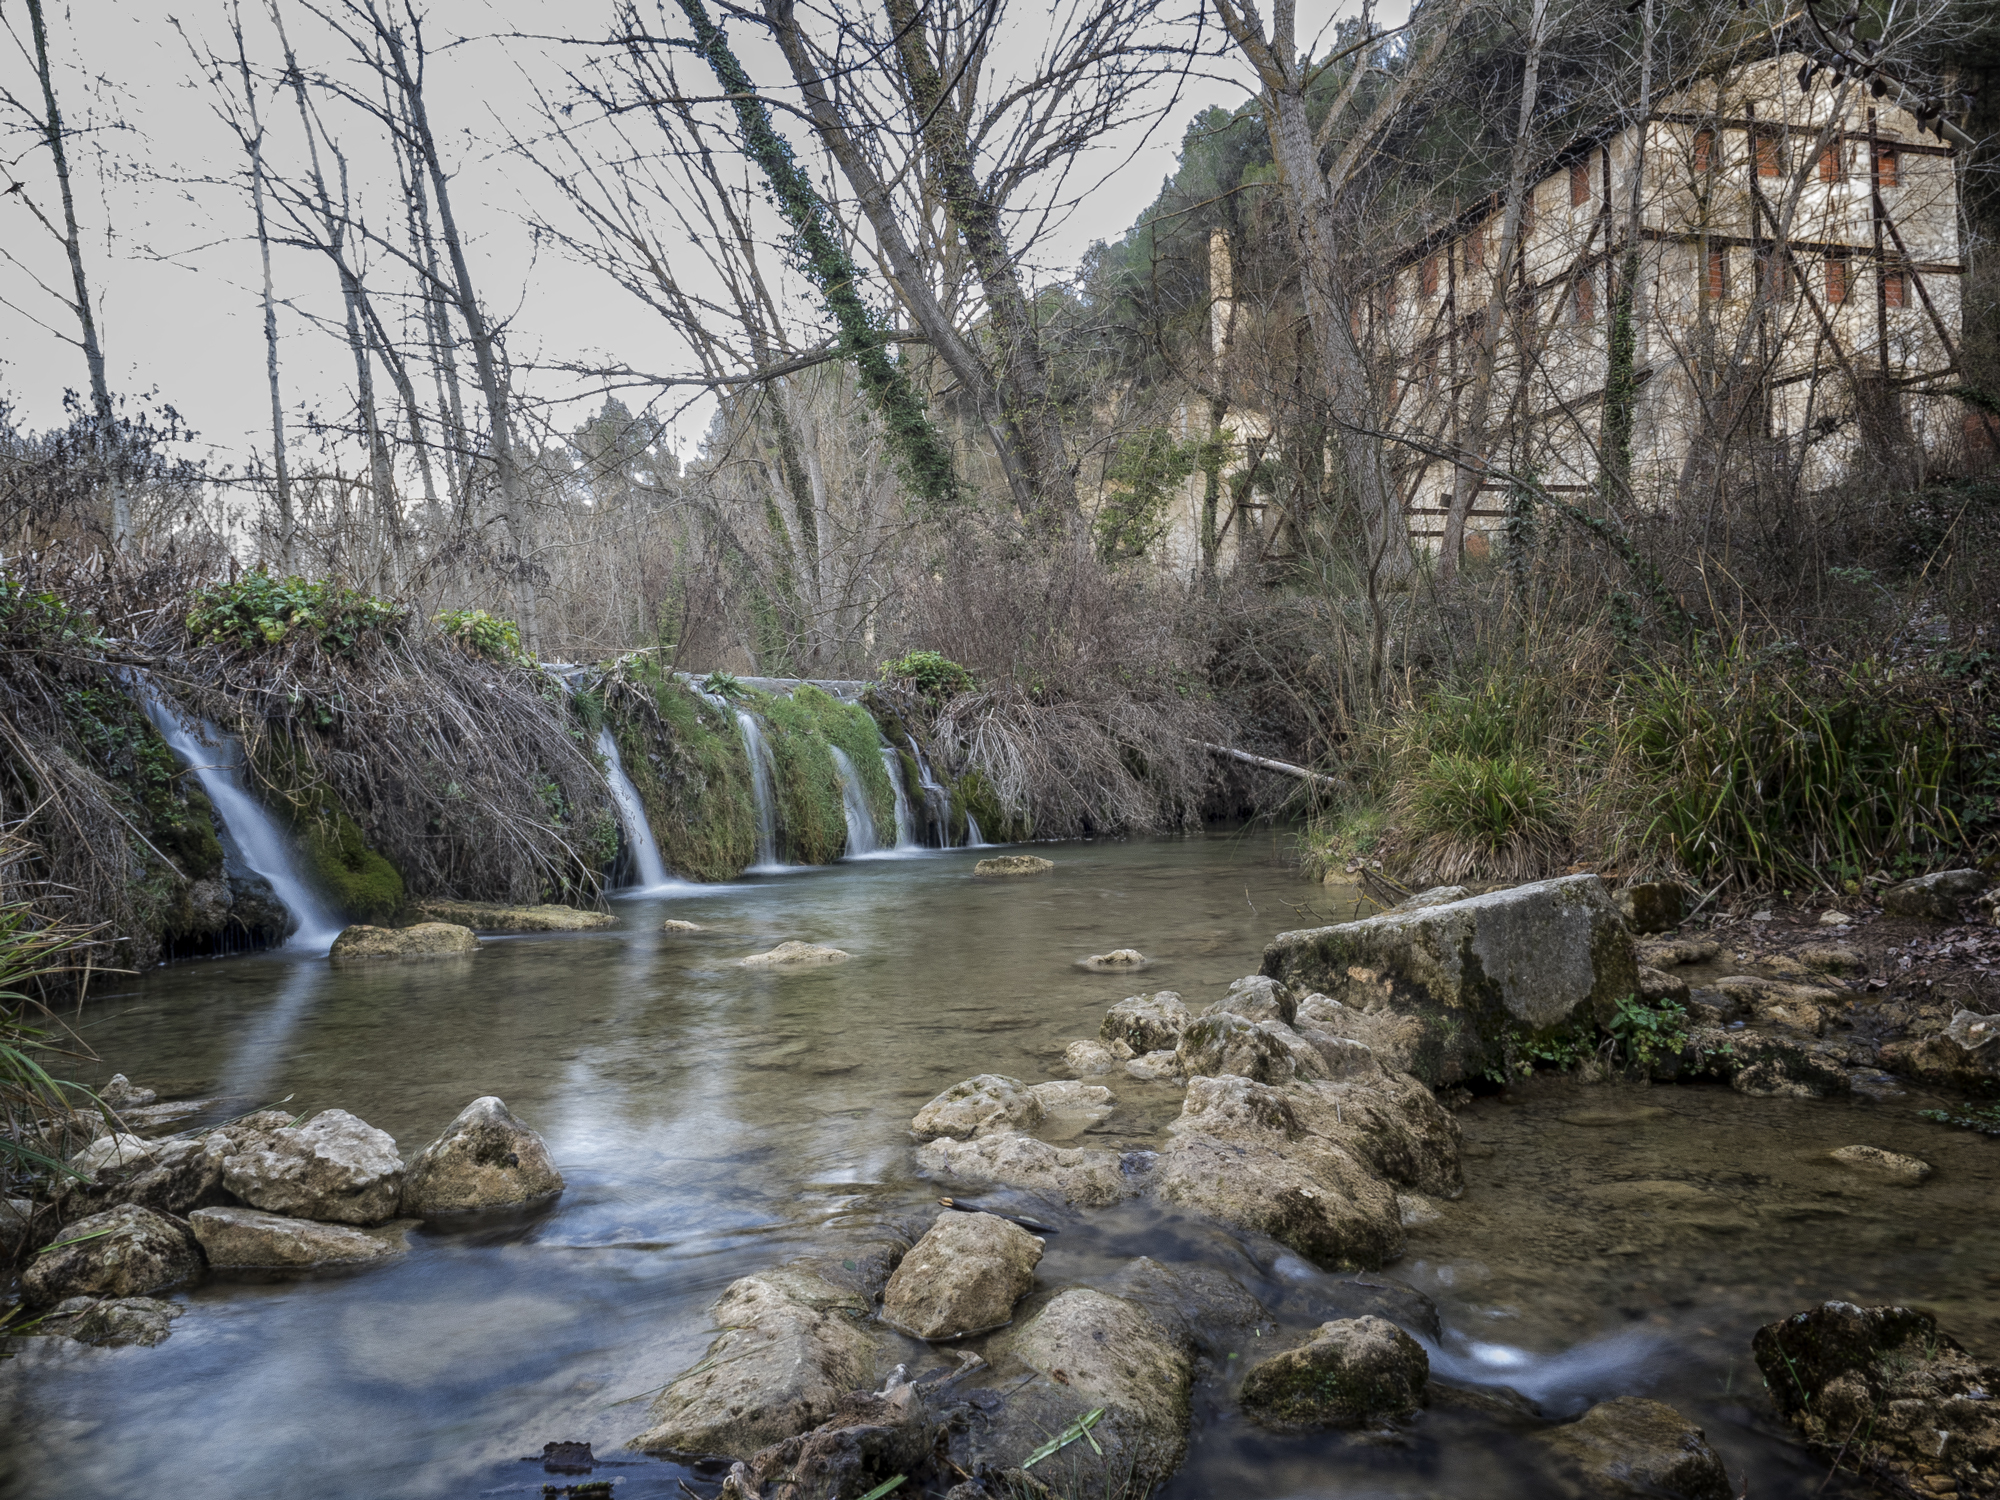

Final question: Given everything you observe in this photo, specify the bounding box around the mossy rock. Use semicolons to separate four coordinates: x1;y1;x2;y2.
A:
952;767;1031;844
603;667;758;882
1239;1317;1429;1430
754;690;848;865
787;684;896;837
255;731;405;924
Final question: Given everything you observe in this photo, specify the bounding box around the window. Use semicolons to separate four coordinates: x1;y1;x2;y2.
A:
1882;267;1907;308
1570;159;1591;206
1693;129;1715;172
1825;253;1848;304
1574;275;1597;324
1754;131;1784;178
1818;141;1844;182
1520;188;1535;236
1757;250;1791;302
1467;224;1486;269
1705;246;1728;298
1874;146;1899;187
1421;254;1439;296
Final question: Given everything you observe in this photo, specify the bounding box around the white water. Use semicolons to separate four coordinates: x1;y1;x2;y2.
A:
904;733;956;848
879;747;921;850
826;746;879;857
134;685;345;954
595;726;676;891
737;712;784;870
965;810;989;847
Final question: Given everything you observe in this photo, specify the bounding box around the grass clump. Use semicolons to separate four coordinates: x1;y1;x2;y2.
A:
1399;752;1569;885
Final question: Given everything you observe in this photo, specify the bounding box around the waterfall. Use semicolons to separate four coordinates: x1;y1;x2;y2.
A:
905;734;956;848
737;712;783;870
596;726;674;890
827;747;879;857
135;685;345;954
879;747;920;851
965;810;989;847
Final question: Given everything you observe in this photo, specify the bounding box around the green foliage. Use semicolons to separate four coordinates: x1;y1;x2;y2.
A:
673;0;959;510
187;572;404;656
0;578;108;652
757;691;851;865
1095;428;1198;561
1606;992;1691;1072
608;663;759;882
1408;754;1565;847
434;608;530;666
953;766;1032;844
258;735;404;923
1605;643;1963;889
1919;1103;2000;1136
790;685;897;838
702;670;745;701
878;651;974;700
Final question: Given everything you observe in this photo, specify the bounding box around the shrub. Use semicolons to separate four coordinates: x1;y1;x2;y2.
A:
879;650;974;700
187;572;404;656
434;608;529;666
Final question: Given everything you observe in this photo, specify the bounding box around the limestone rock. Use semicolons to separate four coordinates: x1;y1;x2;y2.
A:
400;1096;563;1213
1797;944;1866;975
221;1108;404;1224
329;921;478;963
1212;975;1299;1026
661;919;705;933
1100;991;1189;1053
1239;1315;1429;1430
1828;1144;1931;1183
1063;1040;1117;1076
99;1074;157;1109
880;1212;1042;1339
64;1132;230;1220
742;1385;937;1500
1882;1009;2000;1090
1176;1011;1329;1085
633;1265;885;1459
67;1133;155;1177
1153;1075;1404;1270
190;1205;406;1266
1293;993;1428;1076
1637;936;1720;968
1262;875;1637;1085
1102;1256;1267;1356
414;900;617;932
1713;976;1844;1036
1617;881;1685;934
1124;1050;1184;1083
1392;885;1470;911
911;1075;1044;1142
21;1204;200;1306
1082;948;1148;971
1286;1070;1463;1201
1638;965;1691;1007
1682;1025;1852;1099
1881;869;1987;921
741;940;850;966
1534;1396;1733;1500
1;1197;32;1257
973;855;1053;877
916;1132;1134;1207
1753;1302;2000;1499
1026;1080;1114;1140
35;1295;184;1348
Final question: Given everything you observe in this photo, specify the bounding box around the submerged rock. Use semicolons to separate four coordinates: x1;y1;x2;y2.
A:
1100;991;1189;1053
916;1132;1134;1207
1026;1080;1114;1140
413;900;617;932
1828;1144;1931;1184
633;1262;889;1460
740;941;850;967
329;921;478;964
1102;1256;1267;1356
99;1074;157;1110
661;919;706;933
22;1204;201;1306
190;1206;406;1267
973;855;1053;877
1534;1396;1733;1500
1881;869;1987;921
880;1212;1042;1339
1239;1315;1429;1430
220;1108;404;1224
910;1075;1044;1142
400;1096;564;1213
1081;948;1148;972
34;1294;185;1348
1752;1302;2000;1499
1261;875;1636;1085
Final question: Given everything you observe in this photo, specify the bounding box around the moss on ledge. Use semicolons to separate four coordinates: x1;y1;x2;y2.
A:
604;666;758;882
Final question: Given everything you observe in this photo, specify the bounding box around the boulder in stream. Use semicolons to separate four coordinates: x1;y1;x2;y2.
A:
1209;974;1299;1026
34;1294;185;1348
1081;948;1148;972
1176;1011;1329;1085
400;1096;564;1213
1062;1040;1117;1077
1238;1315;1429;1430
880;1211;1042;1339
220;1108;405;1224
1880;869;1987;921
739;1385;938;1500
1100;991;1189;1054
63;1132;230;1220
21;1204;201;1306
1883;1008;2000;1091
1026;1080;1114;1140
973;855;1053;877
916;1132;1135;1208
99;1074;157;1109
413;900;617;932
1753;1302;2000;1500
740;941;850;967
1260;874;1637;1085
910;1075;1044;1142
1533;1396;1733;1500
189;1205;409;1267
1828;1144;1931;1184
329;921;478;964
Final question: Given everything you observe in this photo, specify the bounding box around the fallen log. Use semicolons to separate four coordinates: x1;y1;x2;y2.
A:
1199;742;1343;788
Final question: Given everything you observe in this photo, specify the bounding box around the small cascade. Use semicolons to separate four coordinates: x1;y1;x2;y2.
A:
135;684;345;954
737;712;783;870
596;726;674;890
965;810;990;847
827;747;879;857
880;746;920;851
905;734;956;847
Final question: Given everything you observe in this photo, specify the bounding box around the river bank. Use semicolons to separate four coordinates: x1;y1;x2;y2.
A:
3;837;1994;1498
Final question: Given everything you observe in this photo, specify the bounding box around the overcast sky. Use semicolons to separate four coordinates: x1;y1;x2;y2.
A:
0;0;1382;470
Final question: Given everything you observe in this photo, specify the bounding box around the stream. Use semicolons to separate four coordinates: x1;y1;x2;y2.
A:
2;835;1994;1498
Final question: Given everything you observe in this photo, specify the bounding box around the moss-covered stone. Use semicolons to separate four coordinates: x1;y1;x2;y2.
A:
755;690;848;865
1238;1317;1429;1430
788;684;896;837
605;667;758;882
256;733;405;924
952;767;1033;844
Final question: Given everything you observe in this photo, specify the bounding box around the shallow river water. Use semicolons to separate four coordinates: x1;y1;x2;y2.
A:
3;835;1995;1499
